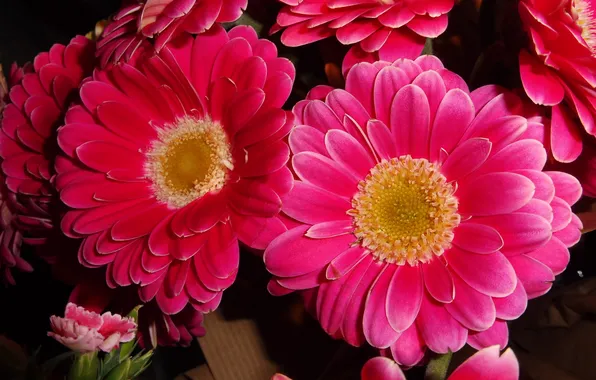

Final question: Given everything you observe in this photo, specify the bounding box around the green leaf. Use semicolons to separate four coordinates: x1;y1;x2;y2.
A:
68;352;99;380
100;348;122;377
425;351;453;380
126;306;143;323
103;358;131;380
128;350;153;378
119;341;137;363
41;351;75;376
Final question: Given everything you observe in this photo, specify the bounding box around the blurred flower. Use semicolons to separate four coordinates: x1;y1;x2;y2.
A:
96;0;247;67
137;303;206;348
362;345;519;380
0;36;95;262
265;56;582;364
48;303;136;353
57;25;295;317
518;0;596;163
272;0;454;73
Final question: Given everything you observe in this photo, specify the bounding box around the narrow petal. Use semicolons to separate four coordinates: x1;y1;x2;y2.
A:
363;265;400;348
361;357;406;380
417;292;468;354
453;223;504;254
449;345;519;380
386;265;423;332
422;258;454;303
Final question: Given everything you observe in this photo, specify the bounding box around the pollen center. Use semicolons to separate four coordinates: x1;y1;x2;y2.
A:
349;156;460;266
146;116;233;208
571;0;596;53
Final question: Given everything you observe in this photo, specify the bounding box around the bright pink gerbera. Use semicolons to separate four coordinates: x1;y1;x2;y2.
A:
518;0;596;162
265;56;582;365
0;36;95;251
363;345;519;380
57;25;295;316
272;0;453;73
97;0;247;67
49;302;137;353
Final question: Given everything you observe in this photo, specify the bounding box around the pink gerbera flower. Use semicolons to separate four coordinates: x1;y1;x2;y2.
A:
272;0;454;73
0;36;95;253
362;345;519;380
518;0;596;162
265;56;582;365
57;25;295;316
97;0;247;67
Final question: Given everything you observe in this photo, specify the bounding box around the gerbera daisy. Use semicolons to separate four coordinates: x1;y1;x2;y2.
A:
272;0;454;73
0;37;95;263
97;0;247;67
362;345;519;380
518;0;596;162
57;25;295;316
264;56;582;364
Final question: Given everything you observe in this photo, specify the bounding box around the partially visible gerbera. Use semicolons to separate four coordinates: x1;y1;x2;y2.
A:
0;36;95;258
137;303;205;347
363;345;519;380
518;0;596;162
265;56;582;365
272;0;453;73
97;0;247;67
58;25;295;316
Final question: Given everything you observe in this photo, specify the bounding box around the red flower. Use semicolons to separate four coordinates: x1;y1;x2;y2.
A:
272;0;454;73
519;0;596;162
57;25;295;316
0;36;95;254
97;0;247;67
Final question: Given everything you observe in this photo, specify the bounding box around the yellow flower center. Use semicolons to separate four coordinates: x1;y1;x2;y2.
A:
571;0;596;53
348;156;460;266
146;117;233;208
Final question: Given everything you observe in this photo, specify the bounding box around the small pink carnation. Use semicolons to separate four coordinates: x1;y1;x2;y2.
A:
48;303;137;353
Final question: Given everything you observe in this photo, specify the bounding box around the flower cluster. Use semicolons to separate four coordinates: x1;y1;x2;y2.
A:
2;0;595;378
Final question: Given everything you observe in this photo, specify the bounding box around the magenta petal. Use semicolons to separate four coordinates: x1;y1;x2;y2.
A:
453;223;504;254
440;138;492;181
389;323;426;366
457;172;535;216
202;225;239;279
467;320;509;350
363;265;400;348
386;265;423;332
550;104;583;163
361;357;406;380
446;248;517;297
293;152;358;198
282;182;351;224
325;129;375;180
417;292;467;354
475;213;552;255
526;236;569;275
429;89;475;160
325;246;368;280
519;49;564;106
546;171;582;205
264;225;354;277
449;345;519;380
508;254;554;299
422;258;454;303
553;215;582;247
391;84;430;158
474;139;547;176
445;274;496;331
493;280;528;320
306;220;354;239
367;119;396;160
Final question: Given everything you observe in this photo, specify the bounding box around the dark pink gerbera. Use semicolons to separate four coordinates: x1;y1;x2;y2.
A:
0;36;95;255
518;0;596;163
97;0;247;67
272;0;454;73
57;25;295;316
265;56;582;365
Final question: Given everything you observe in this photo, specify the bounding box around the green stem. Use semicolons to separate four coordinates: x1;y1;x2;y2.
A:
424;351;453;380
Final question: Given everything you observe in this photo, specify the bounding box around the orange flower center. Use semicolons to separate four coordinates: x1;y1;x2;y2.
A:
571;0;596;52
146;117;233;208
348;156;460;266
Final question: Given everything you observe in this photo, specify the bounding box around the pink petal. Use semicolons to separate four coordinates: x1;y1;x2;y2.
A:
264;225;354;277
306;220;354;239
440;138;492;181
445;274;496;331
457;172;535;216
282;182;351;224
325;246;368;280
468;320;509;350
519;49;564;106
293;152;358;198
493;281;528;320
373;66;410;124
325;129;376;180
449;345;519;380
367;119;397;160
546;171;582;205
389;323;426;366
453;223;504;254
363;265;400;348
550;104;583;163
417;292;467;354
508;254;554;299
474;139;547;176
386;265;423;332
202;225;239;279
289;125;328;156
391;84;430;158
446;248;517;297
361;357;406;380
422;258;454;303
